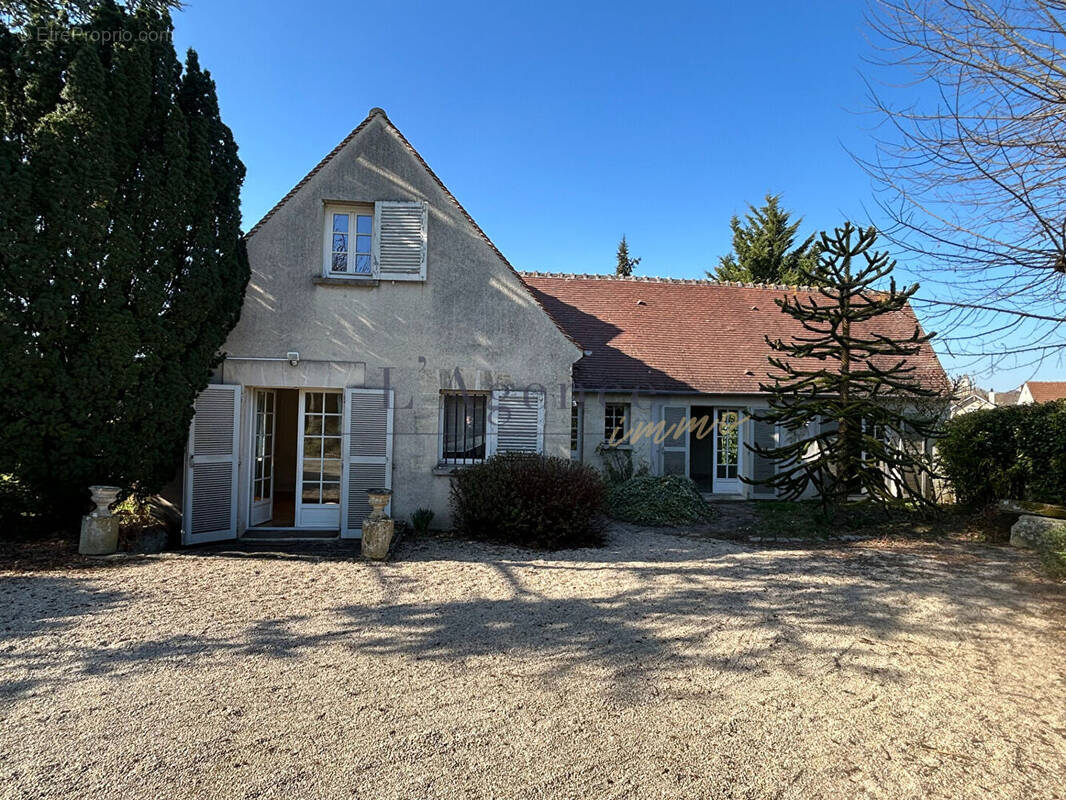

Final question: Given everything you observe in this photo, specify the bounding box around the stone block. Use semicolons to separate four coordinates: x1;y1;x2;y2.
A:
1010;514;1066;549
361;518;395;560
79;516;119;556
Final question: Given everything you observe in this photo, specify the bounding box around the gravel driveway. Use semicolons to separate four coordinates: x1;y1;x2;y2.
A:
2;527;1064;799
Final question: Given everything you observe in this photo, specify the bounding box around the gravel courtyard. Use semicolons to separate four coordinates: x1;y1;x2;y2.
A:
2;527;1064;800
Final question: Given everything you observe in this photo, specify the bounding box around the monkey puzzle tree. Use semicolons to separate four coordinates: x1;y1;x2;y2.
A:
0;1;248;518
747;222;947;518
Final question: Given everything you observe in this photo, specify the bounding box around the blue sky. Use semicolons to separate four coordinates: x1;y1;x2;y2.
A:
172;0;1061;390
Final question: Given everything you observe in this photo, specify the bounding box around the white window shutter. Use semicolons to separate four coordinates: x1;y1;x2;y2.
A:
750;418;778;497
183;384;240;545
491;389;545;455
373;200;427;281
341;388;394;539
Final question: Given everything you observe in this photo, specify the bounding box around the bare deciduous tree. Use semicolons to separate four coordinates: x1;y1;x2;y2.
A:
863;0;1066;372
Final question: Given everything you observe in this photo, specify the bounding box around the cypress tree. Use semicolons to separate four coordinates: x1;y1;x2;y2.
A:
615;234;640;277
0;2;248;519
710;194;821;285
747;222;945;518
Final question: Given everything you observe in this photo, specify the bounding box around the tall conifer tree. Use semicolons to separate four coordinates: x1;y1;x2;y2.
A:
747;223;945;517
615;235;640;277
711;194;820;285
0;2;248;515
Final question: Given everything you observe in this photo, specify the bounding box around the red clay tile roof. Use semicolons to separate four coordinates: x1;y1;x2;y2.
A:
1024;381;1066;403
521;273;949;395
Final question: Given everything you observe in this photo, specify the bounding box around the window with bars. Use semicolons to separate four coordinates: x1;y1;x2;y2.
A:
604;402;630;444
440;392;488;465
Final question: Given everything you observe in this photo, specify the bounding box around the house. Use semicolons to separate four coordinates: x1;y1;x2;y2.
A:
175;108;948;545
950;375;996;417
177;108;581;544
1017;381;1066;405
522;273;947;497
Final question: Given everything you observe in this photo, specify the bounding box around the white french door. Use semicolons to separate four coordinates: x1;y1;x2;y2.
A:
249;389;276;526
295;389;343;529
660;404;690;476
713;408;743;494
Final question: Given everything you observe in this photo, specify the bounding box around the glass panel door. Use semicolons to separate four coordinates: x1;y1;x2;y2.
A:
250;389;276;526
713;409;742;494
660;405;690;477
295;390;342;529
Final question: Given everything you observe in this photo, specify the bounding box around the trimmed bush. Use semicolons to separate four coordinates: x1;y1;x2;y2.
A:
940;400;1066;506
607;474;713;526
449;454;606;549
411;507;435;536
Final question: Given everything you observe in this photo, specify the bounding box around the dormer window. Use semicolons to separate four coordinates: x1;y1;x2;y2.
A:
322;200;429;282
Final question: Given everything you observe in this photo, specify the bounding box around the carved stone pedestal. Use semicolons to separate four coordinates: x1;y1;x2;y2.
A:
361;488;394;560
79;485;120;556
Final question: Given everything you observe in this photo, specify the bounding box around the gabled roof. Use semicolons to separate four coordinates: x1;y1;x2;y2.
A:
244;108;579;350
521;273;949;395
1023;381;1066;403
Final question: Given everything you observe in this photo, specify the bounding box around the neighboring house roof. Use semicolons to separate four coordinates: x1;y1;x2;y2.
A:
951;393;995;416
1022;381;1066;403
993;389;1020;406
521;273;949;395
244;108;579;351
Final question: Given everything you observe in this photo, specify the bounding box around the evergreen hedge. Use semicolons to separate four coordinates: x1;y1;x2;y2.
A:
449;454;606;549
0;4;248;520
939;400;1066;506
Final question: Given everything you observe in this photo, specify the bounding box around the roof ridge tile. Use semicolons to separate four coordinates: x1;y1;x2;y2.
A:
517;271;816;291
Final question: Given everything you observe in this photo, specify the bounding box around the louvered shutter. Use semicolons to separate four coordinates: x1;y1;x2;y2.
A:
183;384;240;545
341;388;394;538
373;200;427;281
750;419;778;497
491;389;545;454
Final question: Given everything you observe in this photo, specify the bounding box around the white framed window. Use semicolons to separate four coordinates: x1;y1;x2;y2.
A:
439;392;489;465
324;204;374;278
322;200;428;282
604;402;630;444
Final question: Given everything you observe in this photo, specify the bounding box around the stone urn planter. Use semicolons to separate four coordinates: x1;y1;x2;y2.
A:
361;488;394;560
79;485;120;555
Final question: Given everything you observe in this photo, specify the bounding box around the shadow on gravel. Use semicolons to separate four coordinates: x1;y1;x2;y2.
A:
2;529;1064;705
0;575;131;698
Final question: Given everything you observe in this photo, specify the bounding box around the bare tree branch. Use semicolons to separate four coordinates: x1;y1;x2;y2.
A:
862;1;1066;368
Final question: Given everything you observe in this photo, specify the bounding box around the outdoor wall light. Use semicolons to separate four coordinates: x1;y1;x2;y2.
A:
286;351;300;367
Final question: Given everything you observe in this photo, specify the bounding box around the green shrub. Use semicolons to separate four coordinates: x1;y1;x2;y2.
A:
607;474;713;526
411;507;435;535
940;401;1066;506
449;454;606;549
114;496;157;536
595;443;650;486
0;473;46;538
